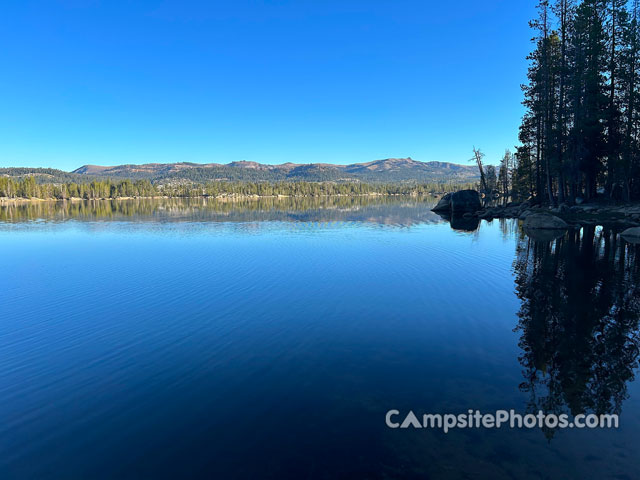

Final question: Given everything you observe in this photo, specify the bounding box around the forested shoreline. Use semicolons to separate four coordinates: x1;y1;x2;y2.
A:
0;176;474;201
507;0;640;204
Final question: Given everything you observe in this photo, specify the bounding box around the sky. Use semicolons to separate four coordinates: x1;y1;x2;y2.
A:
0;0;537;171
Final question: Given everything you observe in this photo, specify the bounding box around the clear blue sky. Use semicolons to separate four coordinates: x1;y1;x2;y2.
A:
0;0;536;171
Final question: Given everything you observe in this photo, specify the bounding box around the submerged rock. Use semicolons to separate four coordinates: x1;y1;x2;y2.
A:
523;227;566;242
432;190;482;213
523;213;569;230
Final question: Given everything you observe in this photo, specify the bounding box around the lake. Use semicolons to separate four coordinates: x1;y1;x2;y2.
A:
1;197;639;479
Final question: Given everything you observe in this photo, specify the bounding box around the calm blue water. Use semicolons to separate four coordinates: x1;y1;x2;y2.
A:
1;198;639;479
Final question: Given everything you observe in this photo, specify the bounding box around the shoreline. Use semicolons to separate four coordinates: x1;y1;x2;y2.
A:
0;192;432;206
4;195;639;228
470;202;640;228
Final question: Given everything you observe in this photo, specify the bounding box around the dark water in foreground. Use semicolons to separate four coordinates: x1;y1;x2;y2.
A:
1;197;640;479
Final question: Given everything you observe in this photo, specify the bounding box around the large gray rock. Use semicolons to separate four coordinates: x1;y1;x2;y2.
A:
550;204;570;214
519;210;534;220
621;227;640;244
523;213;569;230
432;190;482;213
431;195;452;212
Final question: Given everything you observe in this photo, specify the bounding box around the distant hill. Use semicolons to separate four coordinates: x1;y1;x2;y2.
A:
1;158;479;185
69;158;479;184
0;167;96;184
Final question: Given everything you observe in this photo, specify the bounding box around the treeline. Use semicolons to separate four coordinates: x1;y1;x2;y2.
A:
0;176;476;200
0;176;156;199
514;0;640;204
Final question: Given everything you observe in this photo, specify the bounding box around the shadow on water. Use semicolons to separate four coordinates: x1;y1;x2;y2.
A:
513;226;640;440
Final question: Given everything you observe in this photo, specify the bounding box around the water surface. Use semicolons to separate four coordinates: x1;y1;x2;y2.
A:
1;197;639;479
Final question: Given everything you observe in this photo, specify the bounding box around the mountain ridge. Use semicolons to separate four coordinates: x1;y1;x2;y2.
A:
70;158;479;183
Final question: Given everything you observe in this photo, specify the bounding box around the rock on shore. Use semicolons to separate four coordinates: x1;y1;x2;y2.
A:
432;190;482;214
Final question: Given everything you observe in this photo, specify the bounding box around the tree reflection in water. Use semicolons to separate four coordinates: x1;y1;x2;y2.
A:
0;196;443;227
514;226;640;439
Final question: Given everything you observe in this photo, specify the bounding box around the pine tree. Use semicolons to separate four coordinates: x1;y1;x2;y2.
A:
620;0;640;199
569;0;608;200
604;0;629;196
